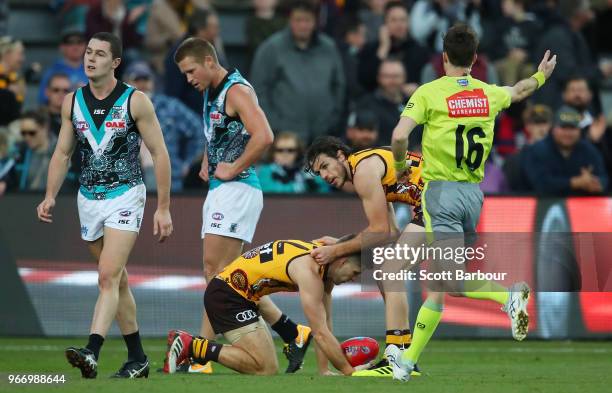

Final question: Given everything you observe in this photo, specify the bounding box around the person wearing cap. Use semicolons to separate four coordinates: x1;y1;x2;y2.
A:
125;61;203;192
37;30;87;104
345;110;379;151
523;105;608;195
504;104;553;191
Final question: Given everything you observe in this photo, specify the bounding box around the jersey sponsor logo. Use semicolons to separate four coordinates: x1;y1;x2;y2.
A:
93;109;106;115
210;111;224;125
235;309;257;323
230;269;248;291
105;121;126;129
212;212;224;221
118;219;130;225
446;89;490;118
210;222;221;229
76;121;89;131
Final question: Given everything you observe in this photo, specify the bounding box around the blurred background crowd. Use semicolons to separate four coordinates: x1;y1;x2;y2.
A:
0;0;611;196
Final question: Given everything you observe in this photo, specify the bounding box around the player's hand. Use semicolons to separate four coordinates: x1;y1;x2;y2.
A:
311;245;337;265
312;235;339;245
395;160;412;183
36;197;55;223
214;162;239;181
153;208;173;243
538;49;557;80
199;157;209;182
588;115;607;143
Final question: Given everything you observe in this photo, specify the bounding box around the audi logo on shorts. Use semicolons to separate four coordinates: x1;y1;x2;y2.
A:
235;310;257;322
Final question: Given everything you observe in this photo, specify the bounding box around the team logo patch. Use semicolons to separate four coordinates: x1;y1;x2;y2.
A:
457;78;469;87
230;223;238;233
230;269;248;291
111;106;124;119
119;210;132;217
212;212;224;221
446;89;490;118
80;225;88;236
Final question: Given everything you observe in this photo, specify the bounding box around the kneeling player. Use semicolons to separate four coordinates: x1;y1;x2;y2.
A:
164;239;361;376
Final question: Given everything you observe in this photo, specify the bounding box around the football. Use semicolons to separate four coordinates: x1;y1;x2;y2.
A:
340;337;380;367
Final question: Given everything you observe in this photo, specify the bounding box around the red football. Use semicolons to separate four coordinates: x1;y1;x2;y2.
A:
340;337;380;367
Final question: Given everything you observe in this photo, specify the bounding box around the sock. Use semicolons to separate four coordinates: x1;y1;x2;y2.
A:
123;330;146;363
190;336;222;364
401;300;443;366
462;280;510;305
270;314;299;344
86;333;105;360
385;329;412;350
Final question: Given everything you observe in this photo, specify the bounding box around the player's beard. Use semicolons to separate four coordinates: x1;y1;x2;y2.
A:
336;166;349;188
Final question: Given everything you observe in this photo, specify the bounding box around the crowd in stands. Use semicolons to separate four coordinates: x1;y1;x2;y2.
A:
0;0;611;197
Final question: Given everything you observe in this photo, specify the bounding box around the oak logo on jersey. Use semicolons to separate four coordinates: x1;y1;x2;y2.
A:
105;120;126;129
446;89;490;118
230;269;248;291
210;111;224;125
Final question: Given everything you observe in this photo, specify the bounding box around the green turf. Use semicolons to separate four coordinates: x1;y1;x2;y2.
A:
0;338;611;393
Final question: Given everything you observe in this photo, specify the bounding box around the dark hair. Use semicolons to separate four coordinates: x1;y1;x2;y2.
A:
90;32;122;59
338;16;364;39
384;0;409;16
304;136;352;174
46;72;70;88
563;75;589;91
174;37;218;64
443;23;479;68
20;110;49;127
288;0;317;16
188;9;216;35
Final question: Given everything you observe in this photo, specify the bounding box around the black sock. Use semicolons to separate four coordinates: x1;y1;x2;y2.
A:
270;314;298;343
385;329;411;350
190;337;222;363
86;334;105;360
123;330;146;363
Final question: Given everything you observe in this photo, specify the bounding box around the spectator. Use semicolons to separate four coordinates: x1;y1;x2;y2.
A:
0;131;14;196
481;0;539;86
410;0;483;52
358;1;430;92
257;131;329;193
250;0;345;141
163;8;226;114
524;105;608;195
355;58;409;143
504;104;553;191
359;0;389;43
145;0;210;74
533;0;612;110
480;150;509;194
245;0;286;68
561;75;612;178
12;111;57;192
126;62;204;192
37;30;87;105
43;73;73;136
0;36;26;124
345;110;379;151
85;0;146;67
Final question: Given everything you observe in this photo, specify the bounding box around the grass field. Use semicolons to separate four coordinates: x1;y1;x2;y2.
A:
1;338;611;393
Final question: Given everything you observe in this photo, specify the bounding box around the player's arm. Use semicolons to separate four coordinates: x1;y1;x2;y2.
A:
388;203;400;233
504;50;557;103
216;84;274;180
37;93;77;223
391;116;418;177
314;282;335;375
292;260;354;376
131;91;173;242
312;158;392;264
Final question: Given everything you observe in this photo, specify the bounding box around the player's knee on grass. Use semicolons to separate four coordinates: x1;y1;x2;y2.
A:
226;319;278;375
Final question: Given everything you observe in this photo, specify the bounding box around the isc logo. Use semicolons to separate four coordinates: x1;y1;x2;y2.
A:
93;109;106;115
105;121;126;128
